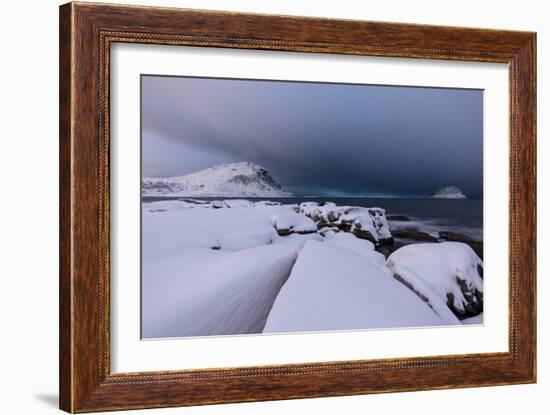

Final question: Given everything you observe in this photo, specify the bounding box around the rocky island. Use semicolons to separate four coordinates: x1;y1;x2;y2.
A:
432;186;467;199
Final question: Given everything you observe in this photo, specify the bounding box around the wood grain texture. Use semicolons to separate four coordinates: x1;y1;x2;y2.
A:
59;3;73;412
59;2;537;412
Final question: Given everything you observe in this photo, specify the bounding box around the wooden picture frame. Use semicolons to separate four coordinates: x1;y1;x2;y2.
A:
59;2;536;412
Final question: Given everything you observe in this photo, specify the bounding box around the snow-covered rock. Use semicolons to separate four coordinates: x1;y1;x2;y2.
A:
349;209;392;244
387;242;483;319
142;162;291;197
263;240;445;333
299;202;393;245
270;210;317;235
149;199;395;242
432;186;467;199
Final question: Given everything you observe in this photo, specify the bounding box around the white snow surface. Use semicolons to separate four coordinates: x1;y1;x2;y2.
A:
263;240;444;333
142;199;472;338
142;244;298;338
324;232;388;270
142;202;302;337
142;162;292;197
270;210;317;234
325;231;375;252
432;186;467;199
387;242;483;316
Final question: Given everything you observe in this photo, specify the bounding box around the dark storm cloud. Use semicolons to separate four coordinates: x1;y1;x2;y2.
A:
142;75;483;198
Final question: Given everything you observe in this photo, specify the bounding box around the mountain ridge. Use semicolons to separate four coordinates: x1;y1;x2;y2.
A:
142;162;292;197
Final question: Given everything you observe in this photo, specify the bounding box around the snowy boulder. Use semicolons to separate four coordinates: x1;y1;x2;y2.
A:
263;240;445;333
432;186;467;199
270;210;317;236
298;203;393;245
317;202;341;223
298;202;323;220
349;208;393;245
299;202;344;225
387;242;483;319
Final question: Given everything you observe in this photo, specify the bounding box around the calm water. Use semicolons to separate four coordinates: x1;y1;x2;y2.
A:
143;196;483;241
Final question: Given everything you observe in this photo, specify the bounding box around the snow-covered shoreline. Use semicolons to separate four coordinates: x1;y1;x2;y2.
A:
142;198;484;338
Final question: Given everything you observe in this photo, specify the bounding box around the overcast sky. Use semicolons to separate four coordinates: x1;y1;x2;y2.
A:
142;75;483;198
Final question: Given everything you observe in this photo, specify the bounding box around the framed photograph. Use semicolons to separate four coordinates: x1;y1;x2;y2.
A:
59;2;536;412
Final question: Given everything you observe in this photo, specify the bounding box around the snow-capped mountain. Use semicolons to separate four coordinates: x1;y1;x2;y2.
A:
142;162;292;197
432;186;467;199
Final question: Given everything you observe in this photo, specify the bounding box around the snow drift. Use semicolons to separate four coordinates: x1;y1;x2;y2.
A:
263;240;444;333
142;244;298;338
